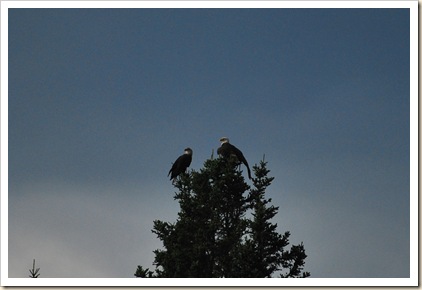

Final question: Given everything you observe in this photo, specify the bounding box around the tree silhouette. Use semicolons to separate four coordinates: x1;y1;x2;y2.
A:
29;259;40;278
135;157;310;278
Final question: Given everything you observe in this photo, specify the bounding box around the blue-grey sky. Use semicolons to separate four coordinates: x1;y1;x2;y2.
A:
7;7;410;278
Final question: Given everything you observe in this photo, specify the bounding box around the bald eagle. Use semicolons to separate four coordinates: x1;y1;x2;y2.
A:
217;137;252;179
168;148;193;181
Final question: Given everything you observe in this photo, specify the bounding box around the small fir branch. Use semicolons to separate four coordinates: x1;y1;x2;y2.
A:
29;259;40;278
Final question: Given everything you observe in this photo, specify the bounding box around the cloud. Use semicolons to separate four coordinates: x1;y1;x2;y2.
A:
8;181;178;278
270;178;409;278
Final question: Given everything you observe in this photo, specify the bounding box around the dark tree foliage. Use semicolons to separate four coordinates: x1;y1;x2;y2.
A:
135;157;310;278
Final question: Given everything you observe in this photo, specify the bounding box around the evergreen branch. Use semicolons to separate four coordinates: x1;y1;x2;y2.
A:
29;259;40;278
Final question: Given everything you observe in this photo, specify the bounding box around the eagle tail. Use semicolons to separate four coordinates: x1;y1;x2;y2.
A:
245;163;252;179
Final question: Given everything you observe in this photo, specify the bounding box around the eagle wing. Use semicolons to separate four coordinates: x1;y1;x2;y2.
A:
218;143;252;179
169;154;192;180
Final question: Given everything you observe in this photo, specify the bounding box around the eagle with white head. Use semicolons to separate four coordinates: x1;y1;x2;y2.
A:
168;148;193;181
217;137;252;179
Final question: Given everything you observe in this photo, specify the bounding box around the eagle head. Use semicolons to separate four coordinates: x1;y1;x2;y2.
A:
219;137;230;145
184;148;193;155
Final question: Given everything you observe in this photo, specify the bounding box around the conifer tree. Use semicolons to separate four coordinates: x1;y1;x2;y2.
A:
29;259;40;278
135;157;309;278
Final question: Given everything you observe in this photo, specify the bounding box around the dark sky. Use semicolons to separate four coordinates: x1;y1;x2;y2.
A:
7;6;411;279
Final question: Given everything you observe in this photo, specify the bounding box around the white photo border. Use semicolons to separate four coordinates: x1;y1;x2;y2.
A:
1;0;418;287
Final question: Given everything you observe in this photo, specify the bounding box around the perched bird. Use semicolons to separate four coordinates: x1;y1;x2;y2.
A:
217;137;252;179
168;148;193;181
